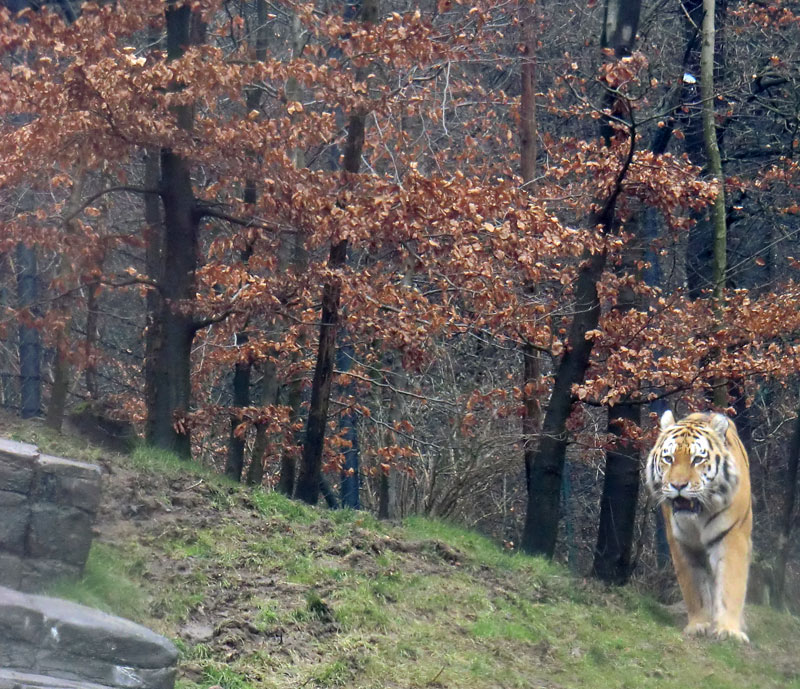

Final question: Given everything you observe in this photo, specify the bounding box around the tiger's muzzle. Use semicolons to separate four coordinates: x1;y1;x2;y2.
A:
671;496;702;513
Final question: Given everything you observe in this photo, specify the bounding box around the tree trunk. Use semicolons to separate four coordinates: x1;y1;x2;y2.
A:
296;0;375;504
84;281;99;400
144;3;202;458
774;406;800;609
225;0;269;482
274;8;306;493
378;471;391;520
46;347;70;430
591;0;643;582
521;247;606;556
338;345;360;508
519;0;537;186
46;168;86;431
594;239;641;584
277;360;299;495
519;0;543;521
16;242;41;419
700;0;728;407
277;228;307;495
295;236;350;504
683;0;727;303
246;356;278;487
521;0;640;558
593;403;641;583
143;145;164;442
522;344;540;513
378;353;406;519
681;0;711;300
225;353;252;481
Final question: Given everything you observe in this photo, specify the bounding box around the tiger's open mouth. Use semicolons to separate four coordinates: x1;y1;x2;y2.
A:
672;497;702;513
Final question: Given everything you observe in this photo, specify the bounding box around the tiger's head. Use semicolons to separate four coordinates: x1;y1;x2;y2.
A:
645;410;740;514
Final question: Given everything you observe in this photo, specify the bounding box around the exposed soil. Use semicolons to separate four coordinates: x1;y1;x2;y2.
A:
92;457;471;680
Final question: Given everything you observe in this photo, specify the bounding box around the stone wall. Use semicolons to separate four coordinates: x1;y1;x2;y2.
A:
0;585;177;689
0;438;101;592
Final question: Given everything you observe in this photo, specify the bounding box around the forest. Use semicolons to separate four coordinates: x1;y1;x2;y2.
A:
2;0;800;612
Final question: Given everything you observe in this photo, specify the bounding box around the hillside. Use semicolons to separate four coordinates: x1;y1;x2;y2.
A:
6;418;800;689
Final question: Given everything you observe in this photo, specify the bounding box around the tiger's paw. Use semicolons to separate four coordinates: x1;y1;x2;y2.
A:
714;627;749;643
683;620;712;637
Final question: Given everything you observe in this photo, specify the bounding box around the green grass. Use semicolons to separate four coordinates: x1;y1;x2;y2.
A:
16;414;800;689
156;508;800;688
249;489;319;524
200;666;256;689
45;542;148;622
404;515;559;575
5;418;108;465
129;445;220;481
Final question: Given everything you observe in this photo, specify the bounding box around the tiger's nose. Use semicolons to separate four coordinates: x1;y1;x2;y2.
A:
670;482;689;492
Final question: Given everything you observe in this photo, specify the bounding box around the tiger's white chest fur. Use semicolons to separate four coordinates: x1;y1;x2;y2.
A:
670;499;741;555
670;510;705;551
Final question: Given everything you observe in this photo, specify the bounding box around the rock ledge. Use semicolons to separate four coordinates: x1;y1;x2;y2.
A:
0;585;177;689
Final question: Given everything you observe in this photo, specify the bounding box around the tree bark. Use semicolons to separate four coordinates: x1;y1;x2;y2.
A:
521;247;607;556
295;235;350;504
521;0;640;558
700;0;728;407
46;168;86;431
144;3;202;458
519;0;537;186
682;0;727;299
377;353;404;520
338;345;360;508
84;281;99;400
16;241;41;419
143;145;164;443
46;345;70;430
274;8;307;493
774;406;800;609
682;3;711;300
225;351;251;481
591;0;643;582
246;356;278;487
277;226;308;495
593;402;641;583
225;0;269;482
594;238;641;584
277;354;300;495
519;0;543;520
296;0;375;504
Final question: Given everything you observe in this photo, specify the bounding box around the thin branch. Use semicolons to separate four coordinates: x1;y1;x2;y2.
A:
196;205;293;234
191;287;247;331
62;186;158;223
332;368;458;407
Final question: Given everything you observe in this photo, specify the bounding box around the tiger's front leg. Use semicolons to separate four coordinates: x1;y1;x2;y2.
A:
670;540;714;636
664;509;713;636
709;528;751;643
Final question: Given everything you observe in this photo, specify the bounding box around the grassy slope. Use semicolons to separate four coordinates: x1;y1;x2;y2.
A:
6;418;800;689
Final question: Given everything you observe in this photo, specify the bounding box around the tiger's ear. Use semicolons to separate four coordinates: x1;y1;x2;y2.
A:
659;410;676;431
710;413;729;438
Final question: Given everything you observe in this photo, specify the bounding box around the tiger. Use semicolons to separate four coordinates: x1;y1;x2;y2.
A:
645;410;752;642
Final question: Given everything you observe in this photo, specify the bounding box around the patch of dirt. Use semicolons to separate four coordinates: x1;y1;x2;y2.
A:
88;455;472;680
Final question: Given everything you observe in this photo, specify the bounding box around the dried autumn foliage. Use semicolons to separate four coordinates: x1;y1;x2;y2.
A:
2;0;800;598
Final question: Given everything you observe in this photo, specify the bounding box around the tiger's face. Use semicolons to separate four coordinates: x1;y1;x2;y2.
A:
645;410;739;514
